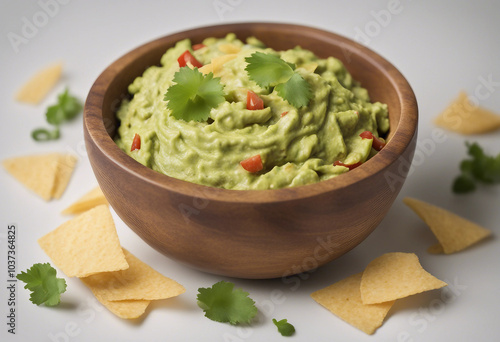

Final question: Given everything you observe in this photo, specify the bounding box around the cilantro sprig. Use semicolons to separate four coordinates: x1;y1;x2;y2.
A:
453;142;500;193
164;67;225;122
197;281;257;325
31;88;82;141
272;318;296;337
245;52;312;108
16;263;67;306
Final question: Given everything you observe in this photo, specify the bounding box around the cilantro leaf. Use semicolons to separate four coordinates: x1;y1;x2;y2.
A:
245;52;295;87
452;142;500;193
452;175;476;193
164;67;225;122
197;281;257;325
46;88;82;125
272;318;295;337
16;263;67;306
245;52;312;108
275;73;312;108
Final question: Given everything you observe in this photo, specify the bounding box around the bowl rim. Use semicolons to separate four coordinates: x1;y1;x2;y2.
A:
84;22;418;204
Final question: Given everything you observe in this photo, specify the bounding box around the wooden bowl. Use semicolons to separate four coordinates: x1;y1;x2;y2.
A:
84;23;418;279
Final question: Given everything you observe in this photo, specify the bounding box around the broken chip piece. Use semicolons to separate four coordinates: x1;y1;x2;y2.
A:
311;273;395;335
15;62;63;104
80;248;185;302
94;297;150;320
38;205;128;277
3;152;76;201
404;197;492;254
434;91;500;135
360;252;447;304
62;186;109;215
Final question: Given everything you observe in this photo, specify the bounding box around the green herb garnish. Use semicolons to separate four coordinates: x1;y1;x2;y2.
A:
453;142;500;193
16;263;67;306
164;67;225;122
245;52;312;108
272;318;295;336
31;88;82;141
197;281;257;325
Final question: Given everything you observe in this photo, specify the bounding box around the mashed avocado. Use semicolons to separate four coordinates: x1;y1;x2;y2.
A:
115;33;389;190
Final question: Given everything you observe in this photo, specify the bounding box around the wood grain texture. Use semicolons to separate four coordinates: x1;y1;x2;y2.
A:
83;23;418;279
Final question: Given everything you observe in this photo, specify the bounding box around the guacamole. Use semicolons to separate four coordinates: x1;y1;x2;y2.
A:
115;34;389;190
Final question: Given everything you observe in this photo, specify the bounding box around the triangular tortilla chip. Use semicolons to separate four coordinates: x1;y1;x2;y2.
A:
52;154;77;199
311;273;394;335
15;62;63;104
427;243;444;254
3;153;76;201
38;205;128;277
404;197;492;254
4;153;60;201
360;253;447;305
434;91;500;134
80;248;185;301
62;186;108;215
94;297;150;320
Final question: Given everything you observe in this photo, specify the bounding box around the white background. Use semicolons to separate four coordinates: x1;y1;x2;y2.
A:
1;1;499;341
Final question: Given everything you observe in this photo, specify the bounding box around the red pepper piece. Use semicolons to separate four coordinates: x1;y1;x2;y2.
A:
177;50;203;68
240;154;263;173
334;160;362;170
192;44;206;51
359;131;386;151
246;90;264;110
130;133;141;151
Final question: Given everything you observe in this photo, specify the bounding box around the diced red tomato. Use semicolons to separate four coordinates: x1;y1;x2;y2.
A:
192;44;206;51
334;160;362;170
359;130;386;151
240;154;263;173
280;111;288;117
130;133;141;151
246;90;264;110
177;50;203;68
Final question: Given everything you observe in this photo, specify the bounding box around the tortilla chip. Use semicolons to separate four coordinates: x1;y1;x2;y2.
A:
38;205;128;277
80;248;185;301
211;54;238;76
404;197;492;254
62;186;108;215
3;153;76;201
311;273;394;335
360;253;447;305
198;63;213;75
427;243;444;254
301;63;318;73
434;91;500;134
52;154;77;199
94;296;150;320
15;62;63;104
218;43;241;54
